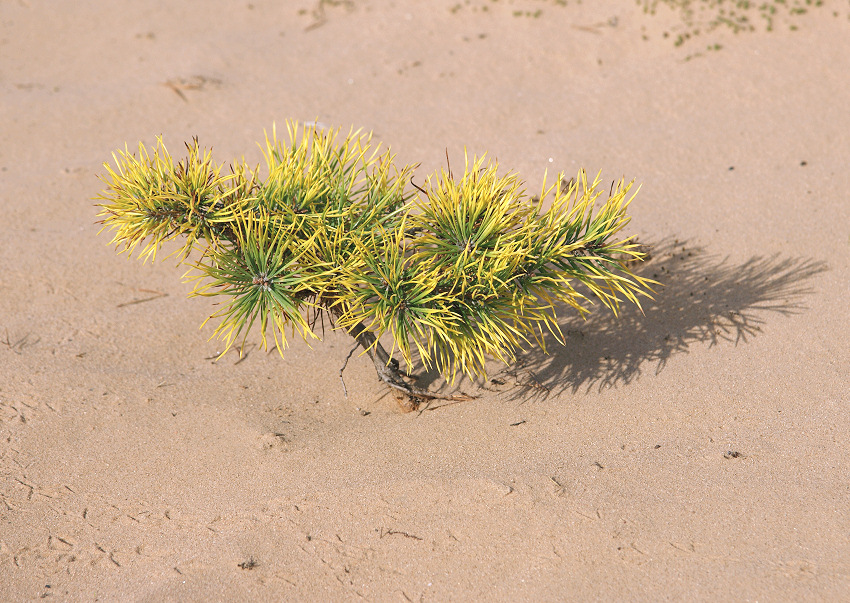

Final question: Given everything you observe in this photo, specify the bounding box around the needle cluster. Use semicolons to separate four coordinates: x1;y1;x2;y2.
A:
97;121;653;394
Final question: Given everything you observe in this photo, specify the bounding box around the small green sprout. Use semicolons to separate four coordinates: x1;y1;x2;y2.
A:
97;121;654;406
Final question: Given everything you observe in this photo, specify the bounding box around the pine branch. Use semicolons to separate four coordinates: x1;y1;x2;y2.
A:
96;120;656;401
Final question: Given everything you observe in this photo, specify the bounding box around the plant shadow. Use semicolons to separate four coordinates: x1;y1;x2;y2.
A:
415;238;828;399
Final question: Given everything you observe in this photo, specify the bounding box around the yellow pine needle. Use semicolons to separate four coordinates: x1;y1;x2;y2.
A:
96;123;657;387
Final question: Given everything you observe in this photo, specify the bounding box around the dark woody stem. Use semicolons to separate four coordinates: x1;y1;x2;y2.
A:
346;320;474;409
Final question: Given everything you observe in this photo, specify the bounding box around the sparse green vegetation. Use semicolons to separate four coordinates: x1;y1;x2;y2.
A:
449;0;579;17
638;0;843;45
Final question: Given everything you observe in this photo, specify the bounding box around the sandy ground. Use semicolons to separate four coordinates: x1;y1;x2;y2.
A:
2;0;849;600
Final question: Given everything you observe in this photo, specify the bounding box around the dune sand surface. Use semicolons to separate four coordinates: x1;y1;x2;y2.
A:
2;1;849;600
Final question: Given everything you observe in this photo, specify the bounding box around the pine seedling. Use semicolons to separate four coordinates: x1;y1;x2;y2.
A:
97;121;654;406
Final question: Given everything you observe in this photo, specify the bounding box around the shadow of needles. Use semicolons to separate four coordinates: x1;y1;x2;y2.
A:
494;237;828;398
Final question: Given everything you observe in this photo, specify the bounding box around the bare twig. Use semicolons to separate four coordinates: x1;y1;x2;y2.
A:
338;342;359;398
2;329;39;354
117;289;168;308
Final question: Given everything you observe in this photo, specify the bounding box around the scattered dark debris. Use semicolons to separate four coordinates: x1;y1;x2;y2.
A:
723;450;744;459
238;557;258;570
654;444;661;449
593;461;605;470
378;527;422;541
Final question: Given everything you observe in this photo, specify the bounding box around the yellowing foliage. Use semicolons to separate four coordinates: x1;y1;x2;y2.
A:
97;121;654;384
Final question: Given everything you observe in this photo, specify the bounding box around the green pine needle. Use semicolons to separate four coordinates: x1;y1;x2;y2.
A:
97;121;656;383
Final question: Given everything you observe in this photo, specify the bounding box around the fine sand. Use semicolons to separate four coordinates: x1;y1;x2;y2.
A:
2;1;849;600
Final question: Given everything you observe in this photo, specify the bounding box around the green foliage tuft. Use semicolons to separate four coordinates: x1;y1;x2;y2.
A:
97;121;655;383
